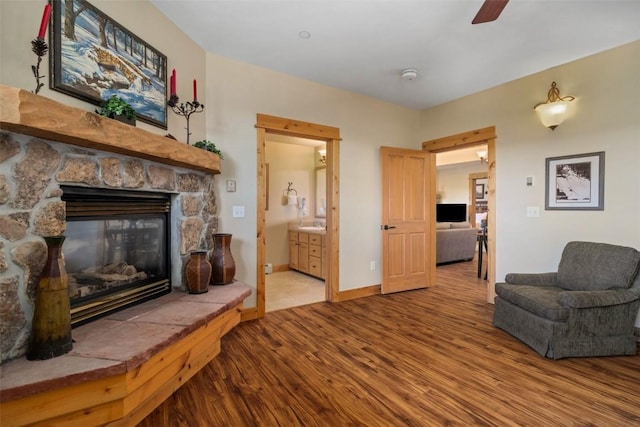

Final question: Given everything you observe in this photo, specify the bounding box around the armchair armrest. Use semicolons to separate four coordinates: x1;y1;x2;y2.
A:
559;289;640;309
505;272;557;287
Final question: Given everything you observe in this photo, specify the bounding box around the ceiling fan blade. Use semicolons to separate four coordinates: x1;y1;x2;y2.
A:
472;0;509;24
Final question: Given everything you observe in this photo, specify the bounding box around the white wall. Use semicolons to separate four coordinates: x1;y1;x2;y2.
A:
206;53;421;306
437;162;488;204
0;0;206;141
419;41;640;325
265;141;315;266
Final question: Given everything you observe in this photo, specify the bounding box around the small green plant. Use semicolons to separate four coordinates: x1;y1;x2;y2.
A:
193;140;224;159
96;95;136;121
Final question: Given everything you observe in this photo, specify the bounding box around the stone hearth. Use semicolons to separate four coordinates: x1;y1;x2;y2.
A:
0;85;221;363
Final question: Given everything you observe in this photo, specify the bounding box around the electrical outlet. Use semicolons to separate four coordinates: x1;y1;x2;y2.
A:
526;206;539;217
232;205;245;218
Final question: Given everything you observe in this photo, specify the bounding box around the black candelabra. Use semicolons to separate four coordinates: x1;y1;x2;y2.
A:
167;94;205;145
31;37;48;94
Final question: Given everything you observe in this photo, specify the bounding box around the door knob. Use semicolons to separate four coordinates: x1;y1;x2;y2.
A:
382;225;396;230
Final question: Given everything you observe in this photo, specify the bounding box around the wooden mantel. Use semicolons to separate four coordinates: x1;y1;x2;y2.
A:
0;85;220;174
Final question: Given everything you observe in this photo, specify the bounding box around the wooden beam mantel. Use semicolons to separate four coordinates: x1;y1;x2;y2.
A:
0;85;220;174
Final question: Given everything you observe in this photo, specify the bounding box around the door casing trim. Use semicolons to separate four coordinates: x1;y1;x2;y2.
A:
252;114;341;319
422;126;497;303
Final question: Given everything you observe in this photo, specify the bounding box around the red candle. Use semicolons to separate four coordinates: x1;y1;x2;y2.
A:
193;79;197;102
38;4;52;40
170;69;176;96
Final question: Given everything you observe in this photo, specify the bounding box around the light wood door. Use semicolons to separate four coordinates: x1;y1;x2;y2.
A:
380;147;435;294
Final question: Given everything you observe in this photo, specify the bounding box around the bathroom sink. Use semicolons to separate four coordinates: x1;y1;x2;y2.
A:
298;226;325;231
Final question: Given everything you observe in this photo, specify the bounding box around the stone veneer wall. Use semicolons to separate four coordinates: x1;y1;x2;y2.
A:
0;131;218;363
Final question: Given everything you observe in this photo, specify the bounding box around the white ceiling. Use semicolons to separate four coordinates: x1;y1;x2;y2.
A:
151;0;640;110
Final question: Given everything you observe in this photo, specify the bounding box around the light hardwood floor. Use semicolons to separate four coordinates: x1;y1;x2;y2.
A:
140;258;640;426
266;270;326;312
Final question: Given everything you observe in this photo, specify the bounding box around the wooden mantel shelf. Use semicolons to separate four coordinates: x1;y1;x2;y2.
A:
0;84;220;174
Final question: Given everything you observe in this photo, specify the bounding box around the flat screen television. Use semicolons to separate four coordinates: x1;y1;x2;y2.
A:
436;203;467;222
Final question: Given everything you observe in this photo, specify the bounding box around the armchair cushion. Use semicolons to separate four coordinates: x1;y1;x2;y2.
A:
557;241;640;291
495;284;568;321
505;272;557;287
558;289;640;309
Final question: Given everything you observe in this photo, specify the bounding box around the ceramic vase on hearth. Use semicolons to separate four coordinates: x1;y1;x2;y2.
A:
210;233;236;285
27;236;73;360
185;250;211;294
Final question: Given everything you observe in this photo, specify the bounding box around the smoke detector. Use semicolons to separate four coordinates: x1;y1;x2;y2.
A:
401;68;418;81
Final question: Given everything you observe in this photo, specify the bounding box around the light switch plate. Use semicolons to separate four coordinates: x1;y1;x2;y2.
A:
526;176;534;186
226;180;236;192
232;205;245;218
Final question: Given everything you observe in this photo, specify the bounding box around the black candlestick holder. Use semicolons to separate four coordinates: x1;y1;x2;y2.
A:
167;94;205;145
31;37;48;94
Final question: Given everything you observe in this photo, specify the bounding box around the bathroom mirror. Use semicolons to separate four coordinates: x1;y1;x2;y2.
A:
315;167;326;218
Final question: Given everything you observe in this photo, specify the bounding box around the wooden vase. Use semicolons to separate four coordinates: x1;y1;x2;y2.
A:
210;233;236;285
185;251;211;294
27;236;73;360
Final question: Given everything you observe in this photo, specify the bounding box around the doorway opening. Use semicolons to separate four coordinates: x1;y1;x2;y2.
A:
264;134;326;312
468;172;488;228
422;126;496;303
254;114;341;319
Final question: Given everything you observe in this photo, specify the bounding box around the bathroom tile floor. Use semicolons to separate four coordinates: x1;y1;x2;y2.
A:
265;270;326;312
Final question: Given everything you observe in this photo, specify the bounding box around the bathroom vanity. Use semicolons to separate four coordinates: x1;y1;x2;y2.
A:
289;227;326;280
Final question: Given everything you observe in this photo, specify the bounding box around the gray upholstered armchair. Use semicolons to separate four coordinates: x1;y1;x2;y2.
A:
493;241;640;359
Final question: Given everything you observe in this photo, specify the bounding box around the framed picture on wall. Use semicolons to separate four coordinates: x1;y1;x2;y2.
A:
475;184;485;200
545;151;605;210
50;0;168;129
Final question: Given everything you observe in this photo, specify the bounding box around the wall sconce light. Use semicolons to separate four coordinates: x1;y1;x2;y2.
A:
318;148;327;164
477;150;488;164
534;81;575;130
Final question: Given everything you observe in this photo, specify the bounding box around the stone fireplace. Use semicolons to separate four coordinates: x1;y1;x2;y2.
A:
0;85;221;363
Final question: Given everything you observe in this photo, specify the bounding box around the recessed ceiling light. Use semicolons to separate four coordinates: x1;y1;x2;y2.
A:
298;30;311;39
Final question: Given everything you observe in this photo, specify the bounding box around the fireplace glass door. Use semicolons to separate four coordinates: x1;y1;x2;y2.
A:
61;187;171;325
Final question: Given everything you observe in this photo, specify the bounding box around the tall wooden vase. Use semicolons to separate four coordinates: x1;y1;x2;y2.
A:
27;236;73;360
185;251;211;294
210;233;236;285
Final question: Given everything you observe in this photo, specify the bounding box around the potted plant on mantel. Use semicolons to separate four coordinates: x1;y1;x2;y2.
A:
96;95;136;126
193;140;224;159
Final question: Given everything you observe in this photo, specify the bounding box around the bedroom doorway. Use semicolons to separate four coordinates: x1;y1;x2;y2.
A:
422;126;497;303
254;114;341;320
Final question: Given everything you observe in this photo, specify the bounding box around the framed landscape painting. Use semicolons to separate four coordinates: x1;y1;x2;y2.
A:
50;0;167;128
545;152;605;210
